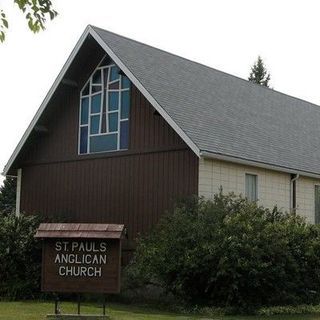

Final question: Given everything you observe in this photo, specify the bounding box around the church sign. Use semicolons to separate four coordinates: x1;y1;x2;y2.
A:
35;223;124;294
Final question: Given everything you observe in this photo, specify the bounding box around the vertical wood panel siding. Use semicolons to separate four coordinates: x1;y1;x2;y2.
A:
19;78;199;251
21;150;198;245
21;86;186;164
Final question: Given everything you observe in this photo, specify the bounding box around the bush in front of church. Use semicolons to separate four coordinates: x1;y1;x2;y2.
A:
0;214;42;300
126;192;320;310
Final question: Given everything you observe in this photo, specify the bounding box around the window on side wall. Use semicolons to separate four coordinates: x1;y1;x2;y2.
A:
245;173;258;202
315;185;320;224
78;55;131;155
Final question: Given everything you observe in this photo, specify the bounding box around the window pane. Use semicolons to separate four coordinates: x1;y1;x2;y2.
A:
245;174;257;201
90;134;117;153
90;115;100;134
79;59;131;155
91;94;101;113
101;111;107;134
109;81;119;90
82;82;90;95
108;92;119;111
103;68;109;84
92;70;102;84
121;76;130;89
91;85;102;94
110;66;120;81
79;126;88;154
108;112;118;132
120;120;129;149
80;98;89;125
99;56;111;67
121;91;130;119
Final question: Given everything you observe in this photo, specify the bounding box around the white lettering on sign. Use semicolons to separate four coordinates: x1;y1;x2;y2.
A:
54;241;108;278
54;253;107;265
58;266;102;277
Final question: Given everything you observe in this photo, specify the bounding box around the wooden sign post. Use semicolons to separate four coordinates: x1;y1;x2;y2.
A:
35;223;125;319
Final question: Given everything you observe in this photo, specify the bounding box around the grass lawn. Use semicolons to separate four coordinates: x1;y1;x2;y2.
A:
1;301;320;320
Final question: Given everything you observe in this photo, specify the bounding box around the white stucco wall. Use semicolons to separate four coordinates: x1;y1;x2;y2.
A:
199;158;320;223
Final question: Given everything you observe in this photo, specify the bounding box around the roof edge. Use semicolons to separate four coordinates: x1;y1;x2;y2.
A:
200;151;320;179
2;25;92;176
89;27;200;157
3;25;200;176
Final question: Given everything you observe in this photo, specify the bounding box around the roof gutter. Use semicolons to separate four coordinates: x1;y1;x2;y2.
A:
200;151;320;179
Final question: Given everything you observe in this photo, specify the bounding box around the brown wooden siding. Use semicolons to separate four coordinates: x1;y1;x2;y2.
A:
19;84;198;249
21;150;198;245
21;86;185;165
18;42;199;255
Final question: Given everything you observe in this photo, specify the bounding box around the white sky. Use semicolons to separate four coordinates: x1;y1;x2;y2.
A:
1;0;320;186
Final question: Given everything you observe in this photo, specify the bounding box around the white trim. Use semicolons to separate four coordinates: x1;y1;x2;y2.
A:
87;77;92;152
78;58;128;154
80;80;90;96
117;75;121;149
88;27;200;157
290;174;300;212
3;26;92;176
15;168;22;217
90;91;103;96
99;63;105;133
92;68;102;85
90;111;101;116
245;173;258;202
106;62;110;133
3;26;200;175
90;132;116;137
108;89;130;92
200;151;320;179
78;95;83;155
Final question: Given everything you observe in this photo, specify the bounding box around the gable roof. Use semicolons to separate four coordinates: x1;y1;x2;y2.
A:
3;25;320;178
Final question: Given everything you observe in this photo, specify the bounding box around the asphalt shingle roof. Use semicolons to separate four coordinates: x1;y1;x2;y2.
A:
93;26;320;175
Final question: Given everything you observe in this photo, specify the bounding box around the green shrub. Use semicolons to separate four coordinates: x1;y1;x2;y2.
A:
0;214;42;300
126;192;320;309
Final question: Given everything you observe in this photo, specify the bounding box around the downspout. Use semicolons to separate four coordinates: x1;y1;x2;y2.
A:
15;169;22;217
290;173;300;214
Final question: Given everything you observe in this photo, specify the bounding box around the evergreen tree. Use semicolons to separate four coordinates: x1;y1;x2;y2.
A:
248;56;271;87
0;177;16;215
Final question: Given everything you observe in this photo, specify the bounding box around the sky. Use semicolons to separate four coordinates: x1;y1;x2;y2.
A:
1;0;320;186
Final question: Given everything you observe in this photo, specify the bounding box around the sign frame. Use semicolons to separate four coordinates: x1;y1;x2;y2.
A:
35;223;125;294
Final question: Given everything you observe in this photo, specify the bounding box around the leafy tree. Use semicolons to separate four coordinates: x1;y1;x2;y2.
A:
0;177;16;215
0;0;58;43
248;56;271;87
